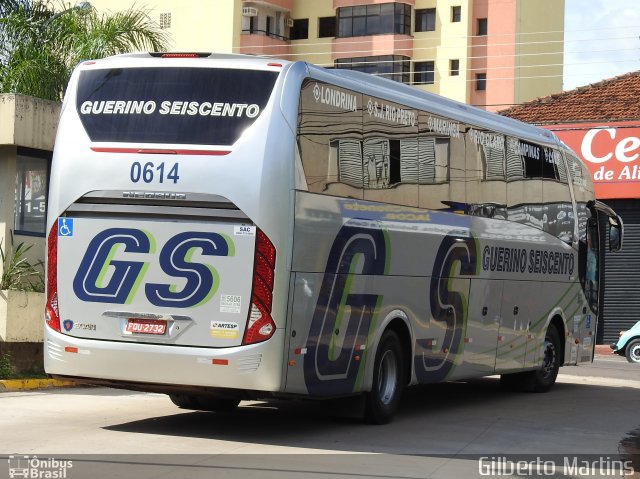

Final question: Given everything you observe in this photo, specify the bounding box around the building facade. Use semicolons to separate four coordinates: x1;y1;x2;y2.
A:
88;0;564;110
500;71;640;344
0;94;60;372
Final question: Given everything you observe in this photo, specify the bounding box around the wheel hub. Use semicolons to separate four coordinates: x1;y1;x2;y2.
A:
541;339;557;379
378;350;398;405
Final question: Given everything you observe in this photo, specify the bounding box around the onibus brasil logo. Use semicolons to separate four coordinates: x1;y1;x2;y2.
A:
8;455;72;478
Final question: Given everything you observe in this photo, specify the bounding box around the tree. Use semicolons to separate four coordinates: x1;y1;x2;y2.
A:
0;0;170;101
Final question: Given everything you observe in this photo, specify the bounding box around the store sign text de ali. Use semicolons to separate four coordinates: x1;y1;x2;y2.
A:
549;121;640;199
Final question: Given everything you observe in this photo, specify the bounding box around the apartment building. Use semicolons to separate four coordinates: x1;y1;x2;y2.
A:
85;0;564;110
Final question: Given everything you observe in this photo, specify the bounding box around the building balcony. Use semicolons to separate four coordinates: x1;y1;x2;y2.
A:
332;34;413;61
245;0;292;11
333;0;414;7
239;30;291;57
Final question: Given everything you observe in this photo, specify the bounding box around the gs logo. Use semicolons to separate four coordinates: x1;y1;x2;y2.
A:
414;232;479;383
303;223;388;396
73;228;233;308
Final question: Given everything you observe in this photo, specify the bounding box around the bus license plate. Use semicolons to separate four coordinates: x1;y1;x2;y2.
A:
126;319;167;335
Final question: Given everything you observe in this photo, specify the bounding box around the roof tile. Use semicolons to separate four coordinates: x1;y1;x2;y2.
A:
499;71;640;124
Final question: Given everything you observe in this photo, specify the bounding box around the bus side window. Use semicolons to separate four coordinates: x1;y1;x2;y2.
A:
578;217;599;313
297;80;363;199
362;95;418;207
465;126;507;219
542;147;574;243
417;111;464;212
506;137;543;231
566;152;590;242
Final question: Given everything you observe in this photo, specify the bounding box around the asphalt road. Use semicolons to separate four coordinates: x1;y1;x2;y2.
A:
1;356;638;479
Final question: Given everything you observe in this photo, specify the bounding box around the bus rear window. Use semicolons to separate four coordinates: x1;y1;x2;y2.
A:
76;67;278;145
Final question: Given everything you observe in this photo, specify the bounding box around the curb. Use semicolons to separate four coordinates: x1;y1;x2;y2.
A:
595;344;615;356
0;378;77;392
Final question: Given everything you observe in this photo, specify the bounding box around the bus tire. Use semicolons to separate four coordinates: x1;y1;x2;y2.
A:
364;330;404;425
500;323;562;393
625;339;640;363
169;394;201;410
169;394;240;412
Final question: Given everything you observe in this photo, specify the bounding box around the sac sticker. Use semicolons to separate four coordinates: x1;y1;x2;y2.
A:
220;294;242;314
234;225;255;237
210;321;239;338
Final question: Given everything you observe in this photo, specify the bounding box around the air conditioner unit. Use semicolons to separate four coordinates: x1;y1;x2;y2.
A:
242;7;258;17
286;18;294;28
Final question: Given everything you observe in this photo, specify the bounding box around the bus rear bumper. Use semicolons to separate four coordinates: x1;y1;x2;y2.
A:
44;328;285;393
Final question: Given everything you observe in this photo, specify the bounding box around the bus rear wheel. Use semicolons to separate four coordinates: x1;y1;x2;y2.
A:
170;394;241;412
169;394;200;409
500;323;562;393
364;330;405;425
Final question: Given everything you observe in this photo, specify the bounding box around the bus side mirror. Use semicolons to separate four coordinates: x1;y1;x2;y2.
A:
609;216;623;252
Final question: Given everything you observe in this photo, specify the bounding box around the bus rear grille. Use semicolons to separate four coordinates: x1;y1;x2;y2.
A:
65;190;248;222
237;354;262;374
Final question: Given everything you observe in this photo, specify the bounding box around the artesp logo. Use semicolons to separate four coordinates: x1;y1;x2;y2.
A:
73;228;234;308
211;321;238;329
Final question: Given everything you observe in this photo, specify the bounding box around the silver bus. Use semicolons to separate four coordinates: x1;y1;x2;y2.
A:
45;53;622;423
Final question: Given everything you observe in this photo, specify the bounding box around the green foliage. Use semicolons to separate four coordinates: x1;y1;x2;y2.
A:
0;0;170;101
0;232;44;292
0;351;15;379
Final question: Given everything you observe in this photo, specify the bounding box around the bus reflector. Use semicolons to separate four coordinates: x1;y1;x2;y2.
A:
242;229;276;345
46;222;61;332
65;347;78;354
212;359;229;365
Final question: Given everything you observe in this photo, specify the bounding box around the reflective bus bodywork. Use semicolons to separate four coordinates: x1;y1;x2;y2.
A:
45;53;621;423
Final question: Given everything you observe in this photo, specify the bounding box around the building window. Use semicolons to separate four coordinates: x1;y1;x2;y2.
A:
413;61;435;85
477;18;487;36
248;16;257;34
451;6;461;22
159;12;171;29
476;73;487;91
415;8;436;32
266;16;273;36
290;18;308;40
14;150;50;236
318;16;336;37
337;3;411;37
335;55;410;83
450;59;460;76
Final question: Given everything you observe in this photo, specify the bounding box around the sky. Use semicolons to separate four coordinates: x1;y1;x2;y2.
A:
563;0;640;90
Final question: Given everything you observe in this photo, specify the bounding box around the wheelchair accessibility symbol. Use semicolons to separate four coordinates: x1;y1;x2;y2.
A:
58;218;73;237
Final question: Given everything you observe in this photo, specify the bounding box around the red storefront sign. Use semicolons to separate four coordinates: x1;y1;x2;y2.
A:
546;121;640;200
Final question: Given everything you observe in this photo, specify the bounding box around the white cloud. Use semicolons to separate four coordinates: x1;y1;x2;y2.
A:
564;0;640;90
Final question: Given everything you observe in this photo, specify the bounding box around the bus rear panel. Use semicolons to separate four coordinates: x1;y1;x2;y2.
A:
45;55;293;394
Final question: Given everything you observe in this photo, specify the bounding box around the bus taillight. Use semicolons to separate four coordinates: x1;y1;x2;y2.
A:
243;229;276;345
45;221;61;332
